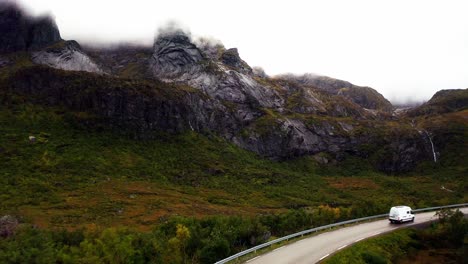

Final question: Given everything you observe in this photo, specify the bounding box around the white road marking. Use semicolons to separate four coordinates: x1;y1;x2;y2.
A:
372;231;382;236
355;237;365;242
273;246;285;252
337;244;347;250
246;256;260;262
319;254;330;261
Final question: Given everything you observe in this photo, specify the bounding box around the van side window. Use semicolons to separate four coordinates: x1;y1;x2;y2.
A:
407;211;409;214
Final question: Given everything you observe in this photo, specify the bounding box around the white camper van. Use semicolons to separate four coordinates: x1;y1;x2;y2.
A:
389;206;414;224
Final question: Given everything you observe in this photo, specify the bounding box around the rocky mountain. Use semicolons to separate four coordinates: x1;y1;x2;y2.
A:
31;40;103;73
1;4;466;173
407;89;468;116
278;74;394;112
0;2;61;53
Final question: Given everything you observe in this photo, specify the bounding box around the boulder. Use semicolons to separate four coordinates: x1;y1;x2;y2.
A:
0;215;19;238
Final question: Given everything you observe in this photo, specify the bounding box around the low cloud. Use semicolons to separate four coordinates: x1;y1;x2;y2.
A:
155;20;191;40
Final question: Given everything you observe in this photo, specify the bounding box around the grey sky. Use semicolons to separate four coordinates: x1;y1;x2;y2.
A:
16;0;468;103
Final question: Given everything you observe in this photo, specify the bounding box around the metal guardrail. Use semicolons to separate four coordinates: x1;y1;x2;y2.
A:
215;203;468;264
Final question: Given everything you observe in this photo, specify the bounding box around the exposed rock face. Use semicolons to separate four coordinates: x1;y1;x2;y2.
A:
221;48;252;74
151;32;204;78
150;31;284;110
32;41;103;73
280;74;394;112
0;3;61;53
8;66;240;136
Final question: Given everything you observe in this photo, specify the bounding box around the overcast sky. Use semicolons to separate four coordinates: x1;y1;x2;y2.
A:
16;0;468;103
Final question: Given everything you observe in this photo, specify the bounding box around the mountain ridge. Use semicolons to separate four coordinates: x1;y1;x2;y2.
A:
1;3;466;173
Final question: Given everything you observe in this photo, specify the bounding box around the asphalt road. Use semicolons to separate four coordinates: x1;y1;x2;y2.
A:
246;208;468;264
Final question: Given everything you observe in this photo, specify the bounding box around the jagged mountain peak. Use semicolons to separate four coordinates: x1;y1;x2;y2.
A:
151;29;204;79
221;48;252;74
157;30;191;44
31;40;103;74
0;2;61;53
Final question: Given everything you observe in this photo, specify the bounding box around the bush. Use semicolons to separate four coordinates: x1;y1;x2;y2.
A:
362;252;387;264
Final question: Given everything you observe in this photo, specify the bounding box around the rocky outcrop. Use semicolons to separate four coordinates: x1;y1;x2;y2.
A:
7;65;241;136
150;31;284;110
151;31;204;79
236;118;335;158
279;74;394;112
0;2;61;53
32;40;103;73
221;48;252;74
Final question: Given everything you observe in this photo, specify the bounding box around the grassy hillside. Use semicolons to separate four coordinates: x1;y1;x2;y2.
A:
408;88;468;116
0;93;466;231
0;57;466;263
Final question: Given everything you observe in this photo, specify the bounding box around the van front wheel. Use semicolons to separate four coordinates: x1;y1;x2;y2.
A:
411;217;414;222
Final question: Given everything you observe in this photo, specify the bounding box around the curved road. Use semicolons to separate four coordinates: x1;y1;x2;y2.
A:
247;208;468;264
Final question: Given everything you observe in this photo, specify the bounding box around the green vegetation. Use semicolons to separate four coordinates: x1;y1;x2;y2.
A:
0;96;466;229
325;209;468;264
0;96;465;262
0;56;466;263
0;207;363;264
409;89;468;116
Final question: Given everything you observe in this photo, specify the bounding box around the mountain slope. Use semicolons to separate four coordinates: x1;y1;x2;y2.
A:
1;4;465;174
278;74;394;112
408;89;468;116
0;4;467;263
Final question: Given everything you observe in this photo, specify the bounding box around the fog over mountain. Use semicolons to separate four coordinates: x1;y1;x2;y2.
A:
11;0;468;103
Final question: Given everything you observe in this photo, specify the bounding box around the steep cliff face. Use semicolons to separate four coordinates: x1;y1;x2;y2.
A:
7;66;238;136
0;3;61;53
150;31;284;110
32;41;103;73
